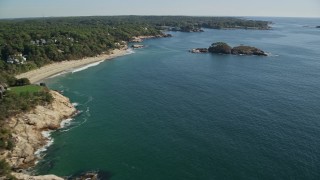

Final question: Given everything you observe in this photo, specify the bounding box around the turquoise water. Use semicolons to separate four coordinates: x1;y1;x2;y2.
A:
37;17;320;179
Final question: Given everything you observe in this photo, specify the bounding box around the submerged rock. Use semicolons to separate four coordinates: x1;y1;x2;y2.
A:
74;172;99;180
70;170;113;180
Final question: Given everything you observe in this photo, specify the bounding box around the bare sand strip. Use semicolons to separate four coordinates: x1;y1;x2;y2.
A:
16;49;128;83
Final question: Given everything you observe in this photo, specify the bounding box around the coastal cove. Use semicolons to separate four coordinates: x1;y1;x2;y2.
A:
15;49;129;84
33;17;320;180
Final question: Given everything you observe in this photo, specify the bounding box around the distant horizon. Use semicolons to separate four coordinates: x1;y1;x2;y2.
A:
0;14;320;20
0;0;319;19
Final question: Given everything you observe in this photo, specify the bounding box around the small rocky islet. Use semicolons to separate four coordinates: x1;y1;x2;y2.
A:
190;42;267;56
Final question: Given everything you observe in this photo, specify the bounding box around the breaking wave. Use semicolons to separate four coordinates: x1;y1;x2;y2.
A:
34;130;54;158
72;60;104;73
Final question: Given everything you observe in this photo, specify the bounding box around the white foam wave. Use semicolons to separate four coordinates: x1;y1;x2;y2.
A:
60;117;88;132
34;130;54;158
72;60;104;73
72;102;79;107
75;110;83;116
60;118;73;128
49;71;67;78
126;48;135;54
265;52;279;57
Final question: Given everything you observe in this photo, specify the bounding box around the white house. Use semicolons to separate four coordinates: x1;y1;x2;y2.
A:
6;54;27;64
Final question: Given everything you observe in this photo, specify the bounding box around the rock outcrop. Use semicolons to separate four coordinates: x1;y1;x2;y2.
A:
189;48;208;53
0;90;76;177
11;173;64;180
231;45;267;56
208;42;232;54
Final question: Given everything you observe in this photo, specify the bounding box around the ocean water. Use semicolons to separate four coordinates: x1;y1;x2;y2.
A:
36;17;320;179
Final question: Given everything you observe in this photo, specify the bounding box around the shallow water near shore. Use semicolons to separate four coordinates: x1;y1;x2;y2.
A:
36;17;320;179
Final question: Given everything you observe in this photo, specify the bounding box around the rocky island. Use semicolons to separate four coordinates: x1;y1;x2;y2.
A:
190;42;268;56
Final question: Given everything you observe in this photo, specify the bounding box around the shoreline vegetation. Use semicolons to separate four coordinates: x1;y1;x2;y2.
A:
0;16;271;179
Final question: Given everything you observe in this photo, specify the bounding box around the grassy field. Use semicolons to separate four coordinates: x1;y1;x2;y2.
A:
10;85;44;94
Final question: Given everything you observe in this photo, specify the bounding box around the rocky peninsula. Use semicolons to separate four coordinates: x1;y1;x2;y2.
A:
0;90;76;179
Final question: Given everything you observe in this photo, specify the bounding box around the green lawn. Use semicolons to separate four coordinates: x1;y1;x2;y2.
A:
10;85;44;94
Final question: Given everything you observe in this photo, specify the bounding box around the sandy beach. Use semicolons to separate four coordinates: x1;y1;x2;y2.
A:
16;49;129;83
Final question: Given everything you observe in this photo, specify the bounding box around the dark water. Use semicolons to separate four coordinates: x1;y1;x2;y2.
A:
36;17;320;179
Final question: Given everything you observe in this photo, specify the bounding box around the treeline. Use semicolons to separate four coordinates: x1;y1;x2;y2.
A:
52;16;270;29
126;16;271;30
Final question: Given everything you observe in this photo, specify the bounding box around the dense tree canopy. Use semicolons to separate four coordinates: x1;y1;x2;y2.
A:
208;42;232;54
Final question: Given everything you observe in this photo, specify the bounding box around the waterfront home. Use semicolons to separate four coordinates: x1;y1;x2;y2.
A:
6;54;27;64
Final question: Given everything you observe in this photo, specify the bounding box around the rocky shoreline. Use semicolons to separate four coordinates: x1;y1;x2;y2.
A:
0;90;76;179
129;34;172;43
